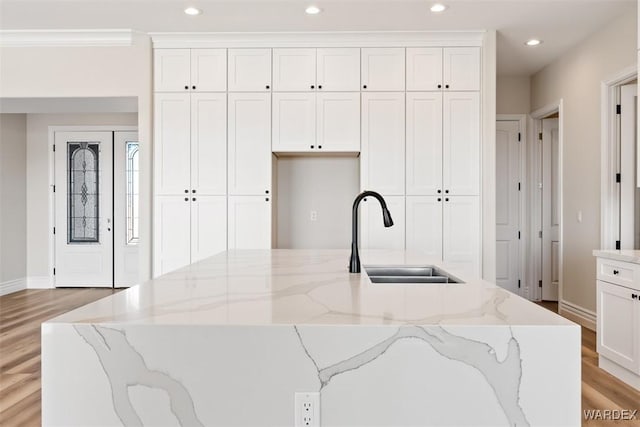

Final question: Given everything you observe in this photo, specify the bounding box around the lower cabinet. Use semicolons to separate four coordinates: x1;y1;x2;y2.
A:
154;195;227;276
361;195;405;250
228;195;272;249
405;196;442;258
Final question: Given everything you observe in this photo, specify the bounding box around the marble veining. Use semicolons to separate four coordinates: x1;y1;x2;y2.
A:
74;325;203;427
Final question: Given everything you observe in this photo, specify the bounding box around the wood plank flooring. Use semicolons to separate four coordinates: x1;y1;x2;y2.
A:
0;291;638;426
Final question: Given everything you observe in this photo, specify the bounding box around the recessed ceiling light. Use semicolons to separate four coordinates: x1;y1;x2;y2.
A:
430;3;448;13
184;7;201;16
526;39;542;46
305;5;322;15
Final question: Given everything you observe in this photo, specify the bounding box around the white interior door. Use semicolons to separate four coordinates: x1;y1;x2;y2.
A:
114;131;139;287
620;84;638;249
542;118;560;301
495;121;521;294
54;131;113;287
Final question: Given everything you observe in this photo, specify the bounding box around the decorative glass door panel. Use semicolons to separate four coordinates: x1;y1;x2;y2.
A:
67;142;100;243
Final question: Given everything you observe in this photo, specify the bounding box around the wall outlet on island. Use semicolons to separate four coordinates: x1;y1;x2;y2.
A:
295;392;320;427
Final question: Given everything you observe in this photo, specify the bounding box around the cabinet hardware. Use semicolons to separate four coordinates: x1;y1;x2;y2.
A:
318;85;322;89
311;85;315;89
192;85;196;90
184;85;188;90
613;270;620;275
310;145;314;149
265;197;270;202
184;189;188;193
445;190;449;194
266;85;270;89
632;294;638;299
437;84;442;89
445;198;449;202
192;190;196;193
192;197;196;201
437;189;441;194
363;85;367;89
184;197;189;201
445;84;450;89
265;190;269;194
318;145;322;149
437;198;441;202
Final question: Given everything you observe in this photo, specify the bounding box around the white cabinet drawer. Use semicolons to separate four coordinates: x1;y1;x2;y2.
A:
597;258;640;290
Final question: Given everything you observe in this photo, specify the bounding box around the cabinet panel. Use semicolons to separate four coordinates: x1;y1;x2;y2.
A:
361;92;405;195
406;196;442;258
228;49;272;92
190;49;227;92
273;48;316;91
443;92;480;195
361;195;405;250
406;48;443;91
317;92;360;152
317;48;360;91
443;47;480;91
443;196;479;270
597;258;640;290
154;49;191;92
361;48;405;91
154;93;191;195
597;280;640;373
191;93;227;195
191;196;227;263
228;196;272;249
272;93;316;152
153;196;191;276
406;92;443;195
228;93;272;195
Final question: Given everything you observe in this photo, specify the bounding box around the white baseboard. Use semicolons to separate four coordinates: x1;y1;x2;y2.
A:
27;276;54;289
0;277;27;296
559;299;596;331
599;356;640;391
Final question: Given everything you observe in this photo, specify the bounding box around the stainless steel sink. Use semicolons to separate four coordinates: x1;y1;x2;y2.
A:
364;266;463;284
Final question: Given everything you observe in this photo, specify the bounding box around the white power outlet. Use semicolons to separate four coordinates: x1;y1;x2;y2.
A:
310;211;318;221
295;392;320;427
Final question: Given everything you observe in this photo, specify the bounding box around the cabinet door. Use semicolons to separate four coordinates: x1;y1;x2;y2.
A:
190;49;227;92
361;92;405;195
191;93;226;195
154;93;191;195
228;196;272;249
273;48;316;91
406;92;443;195
406;196;442;258
361;195;405;250
443;47;480;91
154;49;190;92
228;93;272;195
317;92;360;152
317;48;360;91
228;49;272;92
406;48;443;91
443;196;479;271
361;48;405;91
191;196;227;263
443;92;480;195
272;93;316;152
597;280;640;373
153;196;191;276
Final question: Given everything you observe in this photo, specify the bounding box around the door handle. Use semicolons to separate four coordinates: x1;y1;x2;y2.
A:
613;269;620;275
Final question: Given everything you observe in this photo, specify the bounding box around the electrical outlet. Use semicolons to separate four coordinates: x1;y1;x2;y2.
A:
295;392;320;427
310;211;318;221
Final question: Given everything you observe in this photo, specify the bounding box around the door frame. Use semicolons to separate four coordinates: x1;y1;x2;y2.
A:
496;114;527;297
530;100;564;302
600;65;637;251
48;125;137;288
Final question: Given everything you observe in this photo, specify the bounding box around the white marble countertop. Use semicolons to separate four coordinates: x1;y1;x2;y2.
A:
48;249;574;327
593;249;640;264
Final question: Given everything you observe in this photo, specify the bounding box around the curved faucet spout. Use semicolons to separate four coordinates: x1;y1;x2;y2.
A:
349;190;394;273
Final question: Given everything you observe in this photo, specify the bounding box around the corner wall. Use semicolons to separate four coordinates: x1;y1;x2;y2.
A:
497;76;530;114
530;11;637;313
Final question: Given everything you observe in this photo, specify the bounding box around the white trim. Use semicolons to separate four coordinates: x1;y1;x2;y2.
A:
600;64;637;250
559;299;596;331
0;278;27;296
599;356;640;390
496;114;528;298
27;276;54;289
150;31;485;48
0;29;134;47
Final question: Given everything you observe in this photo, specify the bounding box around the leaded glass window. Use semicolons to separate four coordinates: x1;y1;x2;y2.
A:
68;142;100;243
126;141;139;245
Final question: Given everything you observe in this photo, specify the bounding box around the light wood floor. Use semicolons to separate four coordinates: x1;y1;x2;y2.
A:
0;291;639;426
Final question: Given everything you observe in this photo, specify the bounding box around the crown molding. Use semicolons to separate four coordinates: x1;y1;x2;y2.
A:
150;31;486;48
0;29;134;47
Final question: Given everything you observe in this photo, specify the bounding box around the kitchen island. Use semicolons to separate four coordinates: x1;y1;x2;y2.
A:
42;250;580;426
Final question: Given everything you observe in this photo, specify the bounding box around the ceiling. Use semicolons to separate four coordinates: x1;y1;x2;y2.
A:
0;0;635;76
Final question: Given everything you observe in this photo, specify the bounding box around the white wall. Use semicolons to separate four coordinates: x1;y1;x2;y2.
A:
276;157;360;249
530;11;637;312
497;76;531;114
0;114;27;284
0;33;153;283
25;113;137;282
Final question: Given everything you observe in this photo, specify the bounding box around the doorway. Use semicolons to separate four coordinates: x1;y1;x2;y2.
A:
53;129;139;287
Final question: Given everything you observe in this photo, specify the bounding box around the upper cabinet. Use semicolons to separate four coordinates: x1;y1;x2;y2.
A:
154;49;227;92
228;48;272;92
407;47;480;91
272;48;360;91
361;48;405;91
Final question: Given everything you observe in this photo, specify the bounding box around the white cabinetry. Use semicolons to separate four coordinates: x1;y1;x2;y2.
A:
273;48;316;91
361;196;405;250
406;196;442;257
317;48;361;91
191;93;227;195
443;196;479;266
406;48;443;91
443;47;480;91
272;93;316;151
406;92;442;195
361;48;405;91
154;93;191;195
228;196;272;249
191;196;227;263
154;196;191;275
406;47;480;91
154;49;227;92
228;49;272;92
